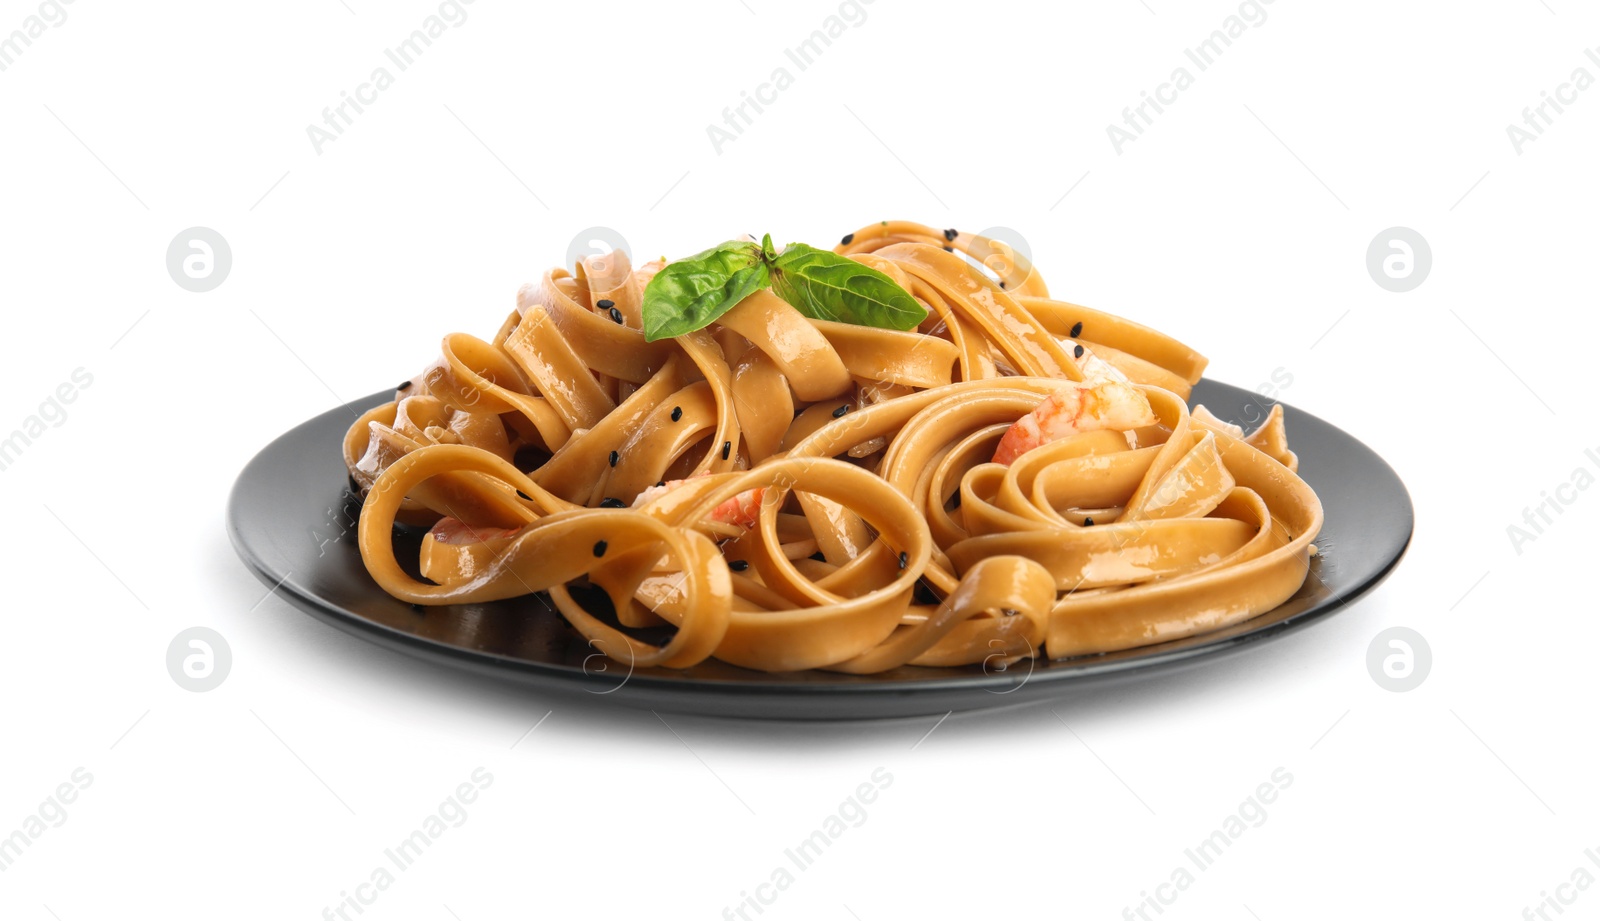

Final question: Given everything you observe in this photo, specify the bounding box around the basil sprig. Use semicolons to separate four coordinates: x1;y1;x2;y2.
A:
769;241;927;330
640;233;926;342
640;240;771;342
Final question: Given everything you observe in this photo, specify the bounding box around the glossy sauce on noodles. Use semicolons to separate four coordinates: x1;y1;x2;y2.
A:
345;221;1322;674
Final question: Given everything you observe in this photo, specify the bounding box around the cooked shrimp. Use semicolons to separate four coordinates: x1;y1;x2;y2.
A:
993;380;1157;465
632;475;768;528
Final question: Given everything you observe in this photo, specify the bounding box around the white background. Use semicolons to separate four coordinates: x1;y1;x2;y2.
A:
2;1;1595;918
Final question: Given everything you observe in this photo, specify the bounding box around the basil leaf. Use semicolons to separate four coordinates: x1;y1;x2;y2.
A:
641;240;772;342
769;243;927;330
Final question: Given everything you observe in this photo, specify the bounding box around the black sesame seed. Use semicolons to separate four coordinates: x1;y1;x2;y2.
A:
516;489;532;500
721;440;732;460
656;481;665;488
840;233;854;245
943;228;958;241
898;551;908;570
671;406;682;422
599;497;626;508
832;404;849;418
998;280;1007;289
593;540;607;557
608;306;623;324
729;559;750;572
597;298;615;309
942;246;953;253
1070;321;1084;338
608;450;619;467
1074;343;1085;359
1084;517;1094;526
397;380;413;391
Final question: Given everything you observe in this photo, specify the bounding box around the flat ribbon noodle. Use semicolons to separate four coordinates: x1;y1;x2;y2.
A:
343;221;1323;674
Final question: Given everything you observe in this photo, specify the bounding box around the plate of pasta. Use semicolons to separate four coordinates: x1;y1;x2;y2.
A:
228;221;1411;719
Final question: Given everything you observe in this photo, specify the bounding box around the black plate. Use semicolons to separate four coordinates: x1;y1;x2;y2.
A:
227;381;1411;720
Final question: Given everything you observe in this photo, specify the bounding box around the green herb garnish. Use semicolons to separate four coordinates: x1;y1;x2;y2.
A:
768;241;926;331
640;233;926;342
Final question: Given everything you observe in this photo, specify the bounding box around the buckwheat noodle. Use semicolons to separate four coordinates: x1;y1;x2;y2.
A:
346;220;1323;673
